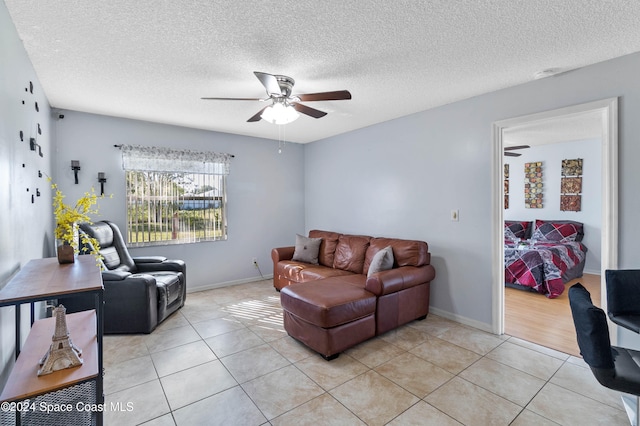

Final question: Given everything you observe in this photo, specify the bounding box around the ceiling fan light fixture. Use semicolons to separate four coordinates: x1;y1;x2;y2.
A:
261;102;299;125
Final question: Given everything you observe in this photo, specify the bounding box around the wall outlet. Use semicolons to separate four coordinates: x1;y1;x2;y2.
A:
451;209;459;222
252;257;258;266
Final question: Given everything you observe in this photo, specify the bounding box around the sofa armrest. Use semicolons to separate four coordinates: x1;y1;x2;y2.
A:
365;265;436;296
272;246;295;263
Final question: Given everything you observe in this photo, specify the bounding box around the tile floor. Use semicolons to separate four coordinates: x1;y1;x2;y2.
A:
103;280;631;425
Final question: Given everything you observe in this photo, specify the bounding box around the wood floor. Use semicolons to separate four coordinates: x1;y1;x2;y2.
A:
505;273;601;357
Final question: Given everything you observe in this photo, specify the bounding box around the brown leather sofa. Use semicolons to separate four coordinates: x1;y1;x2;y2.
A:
272;230;436;359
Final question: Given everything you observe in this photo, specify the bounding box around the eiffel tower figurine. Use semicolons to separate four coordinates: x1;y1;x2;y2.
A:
37;304;83;376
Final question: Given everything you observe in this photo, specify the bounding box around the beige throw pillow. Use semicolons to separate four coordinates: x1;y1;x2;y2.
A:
292;234;322;264
367;246;394;277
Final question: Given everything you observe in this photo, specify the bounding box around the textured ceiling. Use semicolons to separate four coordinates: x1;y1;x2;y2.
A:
5;1;640;143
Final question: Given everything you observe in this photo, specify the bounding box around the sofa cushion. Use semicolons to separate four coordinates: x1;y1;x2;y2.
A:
364;238;429;273
367;246;394;277
277;261;354;284
333;235;371;274
281;280;376;328
292;234;322;264
327;274;367;289
309;230;341;267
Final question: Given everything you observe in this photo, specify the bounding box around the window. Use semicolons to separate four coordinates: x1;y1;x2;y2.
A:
121;145;232;247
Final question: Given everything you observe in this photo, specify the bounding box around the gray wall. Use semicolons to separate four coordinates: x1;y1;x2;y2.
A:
305;52;640;329
504;139;602;273
0;1;55;389
53;111;306;291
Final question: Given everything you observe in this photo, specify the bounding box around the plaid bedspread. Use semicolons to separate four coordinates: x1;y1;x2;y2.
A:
504;240;587;298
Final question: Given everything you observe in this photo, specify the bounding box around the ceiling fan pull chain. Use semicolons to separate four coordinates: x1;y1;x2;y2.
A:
278;124;286;154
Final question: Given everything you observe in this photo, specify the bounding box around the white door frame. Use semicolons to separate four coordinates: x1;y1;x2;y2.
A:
491;98;618;337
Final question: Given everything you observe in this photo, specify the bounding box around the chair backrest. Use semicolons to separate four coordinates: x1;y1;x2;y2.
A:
79;221;136;272
568;283;615;370
605;269;640;316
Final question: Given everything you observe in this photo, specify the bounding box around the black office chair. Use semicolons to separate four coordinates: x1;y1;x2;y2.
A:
606;269;640;333
569;283;640;423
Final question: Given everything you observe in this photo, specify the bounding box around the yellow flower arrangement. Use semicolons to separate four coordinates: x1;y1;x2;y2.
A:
50;179;104;266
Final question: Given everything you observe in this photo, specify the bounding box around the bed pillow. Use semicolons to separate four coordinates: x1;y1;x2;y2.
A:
504;226;519;242
292;234;322;264
532;220;584;242
367;246;394;277
504;221;531;240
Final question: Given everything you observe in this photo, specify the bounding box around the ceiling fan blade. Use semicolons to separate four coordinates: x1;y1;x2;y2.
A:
504;145;531;151
254;71;282;96
297;90;352;102
201;97;263;101
292;103;327;119
504;152;521;157
247;106;269;122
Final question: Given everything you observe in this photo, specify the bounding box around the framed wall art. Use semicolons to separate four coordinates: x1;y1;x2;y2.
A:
560;158;583;211
504;163;509;209
524;161;543;208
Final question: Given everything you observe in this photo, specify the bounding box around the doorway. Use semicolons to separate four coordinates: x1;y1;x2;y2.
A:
491;98;618;344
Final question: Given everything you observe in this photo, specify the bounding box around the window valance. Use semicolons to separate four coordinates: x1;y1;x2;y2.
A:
120;144;232;174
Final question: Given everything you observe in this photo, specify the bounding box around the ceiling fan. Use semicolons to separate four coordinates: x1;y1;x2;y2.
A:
504;145;530;157
201;71;352;124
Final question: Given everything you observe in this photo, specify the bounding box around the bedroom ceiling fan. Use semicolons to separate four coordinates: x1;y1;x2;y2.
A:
504;145;530;157
201;71;352;124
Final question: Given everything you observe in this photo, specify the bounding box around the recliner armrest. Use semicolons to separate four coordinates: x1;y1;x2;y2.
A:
103;273;159;334
365;265;436;296
136;259;186;274
133;256;168;263
102;270;132;281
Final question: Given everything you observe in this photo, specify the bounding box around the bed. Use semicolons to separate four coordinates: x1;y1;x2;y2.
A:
504;220;588;298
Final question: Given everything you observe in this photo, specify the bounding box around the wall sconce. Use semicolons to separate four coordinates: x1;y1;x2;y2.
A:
30;138;43;157
98;172;107;195
71;160;81;184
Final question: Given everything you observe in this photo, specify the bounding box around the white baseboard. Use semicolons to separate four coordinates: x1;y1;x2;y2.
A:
429;306;494;334
583;268;601;276
187;274;274;294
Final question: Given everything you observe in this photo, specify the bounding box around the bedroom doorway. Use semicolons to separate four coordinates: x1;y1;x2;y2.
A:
491;98;618;348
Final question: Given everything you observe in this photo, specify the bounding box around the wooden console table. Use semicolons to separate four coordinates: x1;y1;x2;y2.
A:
0;256;104;426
